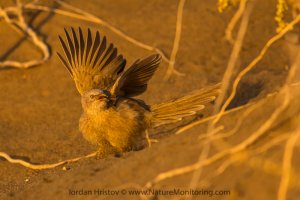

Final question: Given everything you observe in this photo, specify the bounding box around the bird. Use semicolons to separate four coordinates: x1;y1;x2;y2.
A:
57;27;220;158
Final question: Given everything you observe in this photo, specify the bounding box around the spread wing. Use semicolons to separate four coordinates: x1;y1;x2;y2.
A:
57;27;126;95
110;54;161;97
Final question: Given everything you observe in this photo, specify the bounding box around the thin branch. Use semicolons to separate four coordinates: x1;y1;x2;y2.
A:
0;151;97;170
175;101;254;134
277;126;300;200
199;99;263;145
214;133;290;178
164;0;186;80
0;1;50;69
225;0;248;44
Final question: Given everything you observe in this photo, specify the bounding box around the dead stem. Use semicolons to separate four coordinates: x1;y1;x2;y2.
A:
164;0;186;80
225;0;248;44
0;0;50;69
0;151;97;170
199;99;263;145
214;133;290;177
277;124;300;200
175;102;254;134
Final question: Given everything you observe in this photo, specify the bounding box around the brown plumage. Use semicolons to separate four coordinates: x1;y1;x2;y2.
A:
58;27;220;158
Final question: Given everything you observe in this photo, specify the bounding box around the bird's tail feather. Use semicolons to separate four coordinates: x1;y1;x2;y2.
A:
150;83;221;127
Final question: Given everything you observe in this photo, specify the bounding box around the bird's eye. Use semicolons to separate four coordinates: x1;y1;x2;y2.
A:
90;95;95;99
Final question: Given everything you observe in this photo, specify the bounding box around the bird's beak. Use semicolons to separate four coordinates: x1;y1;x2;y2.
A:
110;95;117;101
94;94;107;100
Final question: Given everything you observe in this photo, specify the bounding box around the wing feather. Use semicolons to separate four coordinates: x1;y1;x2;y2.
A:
57;27;126;95
78;27;85;66
110;54;162;97
70;28;80;66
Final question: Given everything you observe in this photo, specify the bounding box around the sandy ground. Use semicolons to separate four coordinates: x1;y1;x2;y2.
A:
0;0;300;199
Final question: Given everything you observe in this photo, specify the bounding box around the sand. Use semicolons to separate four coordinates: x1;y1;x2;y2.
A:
0;0;300;199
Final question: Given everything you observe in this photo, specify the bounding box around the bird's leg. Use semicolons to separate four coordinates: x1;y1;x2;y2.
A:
145;129;158;147
96;139;122;159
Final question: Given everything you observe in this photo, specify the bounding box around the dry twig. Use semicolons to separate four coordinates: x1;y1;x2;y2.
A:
0;1;50;69
214;133;290;177
0;151;97;170
198;99;263;145
277;125;300;200
164;0;186;80
175;101;254;134
225;0;248;44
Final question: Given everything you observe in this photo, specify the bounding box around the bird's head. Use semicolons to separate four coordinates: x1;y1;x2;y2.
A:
81;89;111;114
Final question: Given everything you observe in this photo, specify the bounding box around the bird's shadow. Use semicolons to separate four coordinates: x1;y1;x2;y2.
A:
227;81;264;109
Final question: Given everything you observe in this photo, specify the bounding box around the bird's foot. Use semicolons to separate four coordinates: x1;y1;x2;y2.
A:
95;147;123;159
147;138;159;147
145;129;158;147
95;150;106;159
148;139;158;147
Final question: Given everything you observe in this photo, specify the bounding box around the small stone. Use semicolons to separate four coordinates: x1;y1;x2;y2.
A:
62;166;70;171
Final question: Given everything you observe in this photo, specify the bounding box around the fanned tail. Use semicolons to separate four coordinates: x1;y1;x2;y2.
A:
150;83;221;127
